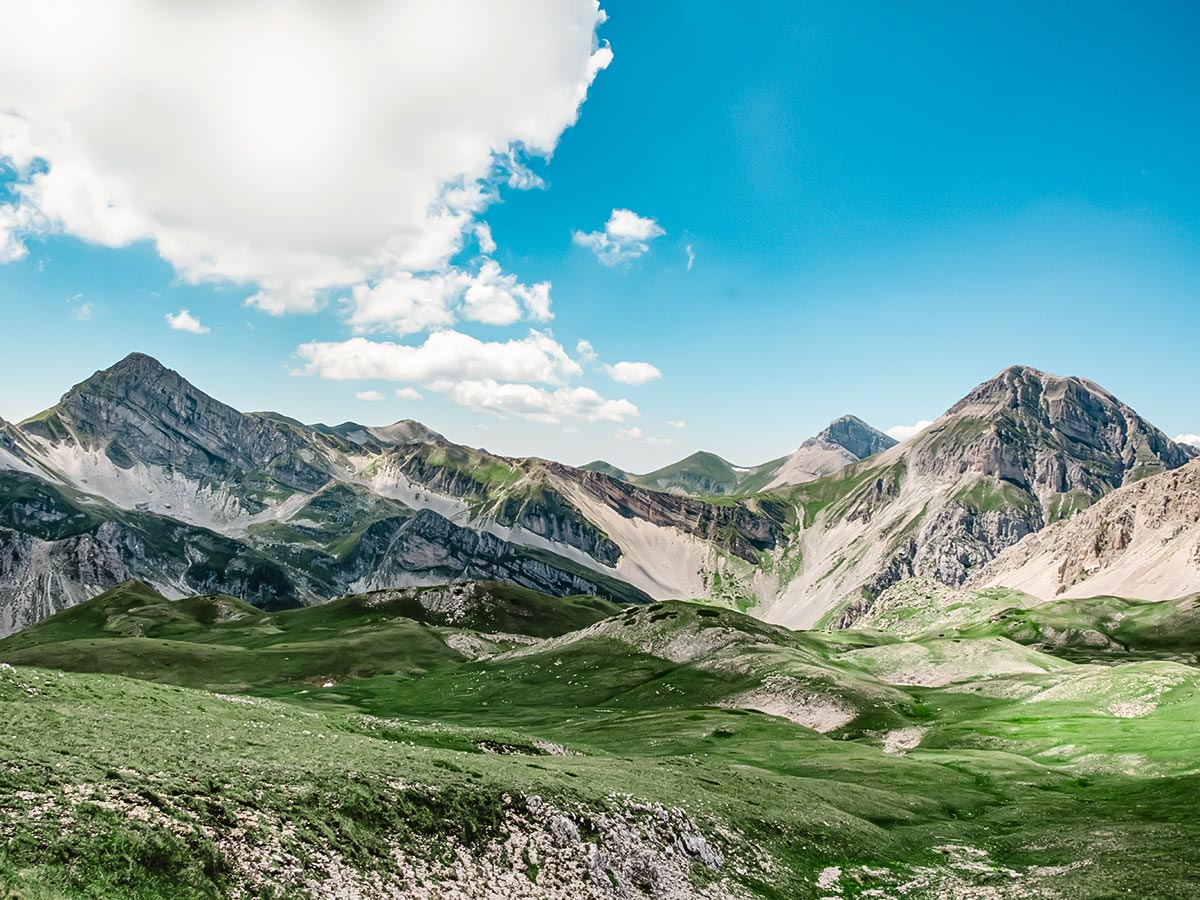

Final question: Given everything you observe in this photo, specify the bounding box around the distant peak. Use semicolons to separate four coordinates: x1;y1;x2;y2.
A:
59;353;184;404
323;418;444;446
810;415;897;460
995;364;1049;379
826;414;870;429
681;450;732;465
107;352;170;373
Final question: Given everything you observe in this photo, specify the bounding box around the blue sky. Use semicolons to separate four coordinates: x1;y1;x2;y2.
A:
0;1;1198;470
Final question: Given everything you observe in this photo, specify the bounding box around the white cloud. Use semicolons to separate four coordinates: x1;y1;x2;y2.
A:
1176;433;1200;449
347;272;459;336
433;379;637;425
685;244;695;271
886;419;933;442
296;329;582;385
603;360;662;385
346;261;551;335
0;202;32;263
0;2;611;311
355;390;385;401
462;260;552;325
577;340;663;387
474;222;497;255
576;339;598;363
666;419;687;429
395;387;423;401
497;148;546;191
615;427;674;446
165;308;210;334
572;208;665;265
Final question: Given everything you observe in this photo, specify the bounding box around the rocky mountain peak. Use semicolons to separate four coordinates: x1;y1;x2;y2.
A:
789;367;1199;619
106;351;172;376
21;352;332;496
908;365;1195;491
49;353;241;441
948;365;1096;415
761;416;894;491
808;415;897;460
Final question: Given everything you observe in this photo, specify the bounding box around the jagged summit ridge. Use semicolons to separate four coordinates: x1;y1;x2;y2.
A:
903;365;1196;496
0;352;786;634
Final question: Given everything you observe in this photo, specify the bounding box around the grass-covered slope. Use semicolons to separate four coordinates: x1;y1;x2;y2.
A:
0;581;621;693
5;585;1200;897
848;577;1200;663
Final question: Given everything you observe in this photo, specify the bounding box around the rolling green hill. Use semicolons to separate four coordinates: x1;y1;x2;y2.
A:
4;581;1200;897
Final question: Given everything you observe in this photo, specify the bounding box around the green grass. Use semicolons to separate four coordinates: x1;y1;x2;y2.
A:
954;476;1040;516
0;581;621;693
4;585;1200;897
783;462;891;528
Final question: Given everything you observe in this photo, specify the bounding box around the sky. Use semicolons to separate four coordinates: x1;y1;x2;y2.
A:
0;0;1197;470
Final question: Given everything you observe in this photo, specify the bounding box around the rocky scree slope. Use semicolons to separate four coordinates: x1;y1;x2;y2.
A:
972;458;1200;601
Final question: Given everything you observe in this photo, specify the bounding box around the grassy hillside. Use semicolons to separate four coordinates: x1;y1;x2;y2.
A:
3;584;1200;897
0;581;620;693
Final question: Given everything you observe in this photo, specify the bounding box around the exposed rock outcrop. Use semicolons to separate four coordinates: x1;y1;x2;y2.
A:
973;459;1200;601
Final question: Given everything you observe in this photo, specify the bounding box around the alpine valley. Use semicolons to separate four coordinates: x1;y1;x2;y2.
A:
2;354;1200;900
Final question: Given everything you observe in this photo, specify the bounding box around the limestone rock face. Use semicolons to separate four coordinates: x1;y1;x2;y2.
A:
820;415;898;461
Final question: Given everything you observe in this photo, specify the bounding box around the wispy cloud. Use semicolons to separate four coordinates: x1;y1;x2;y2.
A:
573;209;665;265
576;339;598;364
165;309;210;334
615;426;674;446
474;222;497;255
355;390;385;401
666;419;687;429
1175;433;1200;449
603;361;662;385
431;379;638;425
685;244;695;271
885;419;932;442
67;293;96;322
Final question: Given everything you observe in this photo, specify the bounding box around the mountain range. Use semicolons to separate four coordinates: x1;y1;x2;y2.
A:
0;353;1196;636
582;414;898;496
